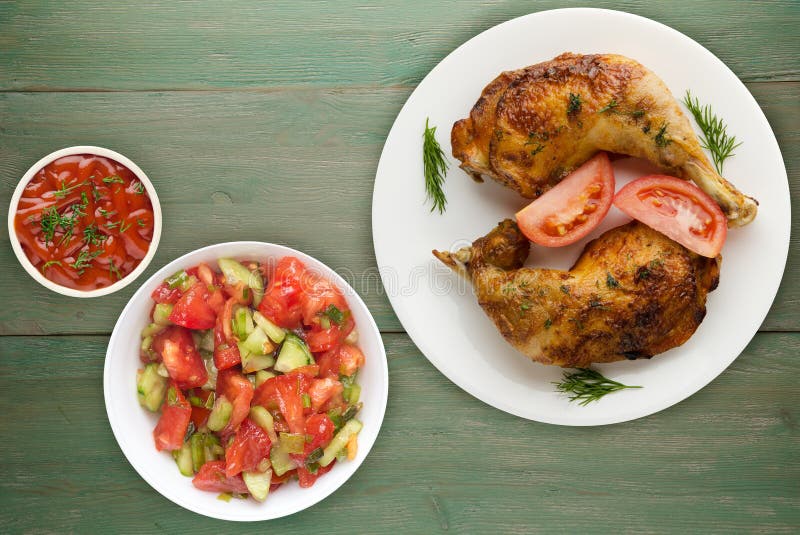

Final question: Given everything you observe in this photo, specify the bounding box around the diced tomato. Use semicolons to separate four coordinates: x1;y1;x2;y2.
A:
516;151;615;247
253;373;309;435
338;344;365;376
225;418;273;477
196;263;216;286
297;461;335;488
217;367;254;434
214;343;241;371
316;347;341;379
153;326;208;389
292;364;320;377
304;413;335;453
207;287;226;315
192;461;249;494
305;325;343;353
614;174;727;257
153;383;191;451
308;377;343;412
151;282;182;304
224;281;252;306
298;274;348;326
188;389;213;428
257;257;306;328
169;282;217;329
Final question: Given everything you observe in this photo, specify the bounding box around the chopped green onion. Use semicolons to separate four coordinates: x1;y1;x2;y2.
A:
301;393;311;409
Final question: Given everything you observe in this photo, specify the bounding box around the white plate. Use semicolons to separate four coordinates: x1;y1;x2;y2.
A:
104;242;388;520
372;8;790;426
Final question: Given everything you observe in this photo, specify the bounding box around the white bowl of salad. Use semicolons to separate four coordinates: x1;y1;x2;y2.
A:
104;242;388;521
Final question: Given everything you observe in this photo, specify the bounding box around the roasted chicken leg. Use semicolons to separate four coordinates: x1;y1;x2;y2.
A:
433;220;720;367
452;53;757;226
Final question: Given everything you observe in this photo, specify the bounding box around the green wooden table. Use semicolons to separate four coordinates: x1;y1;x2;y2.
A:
1;2;798;532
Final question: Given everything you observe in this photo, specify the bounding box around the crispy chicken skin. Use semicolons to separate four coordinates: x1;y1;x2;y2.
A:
451;53;757;227
433;220;720;367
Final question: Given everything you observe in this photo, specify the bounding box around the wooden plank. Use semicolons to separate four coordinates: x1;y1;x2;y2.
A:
0;332;797;532
0;0;798;91
0;83;798;335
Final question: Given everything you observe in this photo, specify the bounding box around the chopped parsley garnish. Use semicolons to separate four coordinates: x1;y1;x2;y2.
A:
567;93;582;115
597;99;618;114
82;224;107;246
40;260;62;273
119;220;132;233
321;304;346;326
606;272;619;288
559;284;570;294
520;301;532;311
654;123;671;147
544;318;552;329
529;143;546;157
109;259;122;280
132;181;145;194
137;218;145;227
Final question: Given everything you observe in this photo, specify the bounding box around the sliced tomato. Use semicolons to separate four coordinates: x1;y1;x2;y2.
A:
614;175;727;257
516;151;615;246
304;413;335;453
308;377;343;412
169;282;216;329
192;460;249;494
207;287;226;315
153;383;191;451
257;257;306;328
151;282;182;304
225;418;273;477
297;461;335;488
216;367;254;434
153;326;208;389
305;325;342;353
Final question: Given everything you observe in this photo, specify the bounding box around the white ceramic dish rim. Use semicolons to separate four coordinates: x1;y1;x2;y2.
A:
371;7;791;426
7;145;162;298
104;241;389;521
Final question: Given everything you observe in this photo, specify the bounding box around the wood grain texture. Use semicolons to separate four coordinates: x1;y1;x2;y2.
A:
1;82;798;334
1;0;799;91
0;333;797;533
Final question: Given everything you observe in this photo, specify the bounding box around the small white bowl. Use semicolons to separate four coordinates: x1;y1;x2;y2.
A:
104;242;389;521
7;145;162;298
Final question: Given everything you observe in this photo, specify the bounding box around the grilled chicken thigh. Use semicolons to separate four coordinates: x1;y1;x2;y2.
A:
452;53;757;227
433;220;720;367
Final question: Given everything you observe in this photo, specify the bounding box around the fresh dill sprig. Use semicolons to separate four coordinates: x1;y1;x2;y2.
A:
553;368;641;406
422;118;449;214
71;248;104;274
102;175;125;185
682;90;742;174
109;259;122;280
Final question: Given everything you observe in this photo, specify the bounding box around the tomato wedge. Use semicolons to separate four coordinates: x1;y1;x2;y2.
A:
614;175;727;258
516;152;615;246
216;368;254;435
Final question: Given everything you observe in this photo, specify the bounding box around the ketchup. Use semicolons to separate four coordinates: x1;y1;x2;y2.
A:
14;154;155;291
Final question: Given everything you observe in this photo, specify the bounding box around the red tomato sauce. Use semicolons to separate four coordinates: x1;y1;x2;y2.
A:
13;154;155;291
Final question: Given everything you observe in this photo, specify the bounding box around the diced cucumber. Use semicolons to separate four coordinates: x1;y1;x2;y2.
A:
207;396;233;432
252;311;286;344
279;432;306;454
153;303;174;326
218;258;264;306
344;327;358;345
137;363;167;412
242;353;275;374
166;270;196;292
344;383;361;404
319;419;362;467
141;335;153;353
141;322;166;338
232;307;255;340
201;355;218;391
242;326;274;356
269;442;298;477
274;333;314;373
243;469;272;502
174;442;193;476
249;406;278;443
198;329;215;352
255;370;276;387
190;433;205;472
